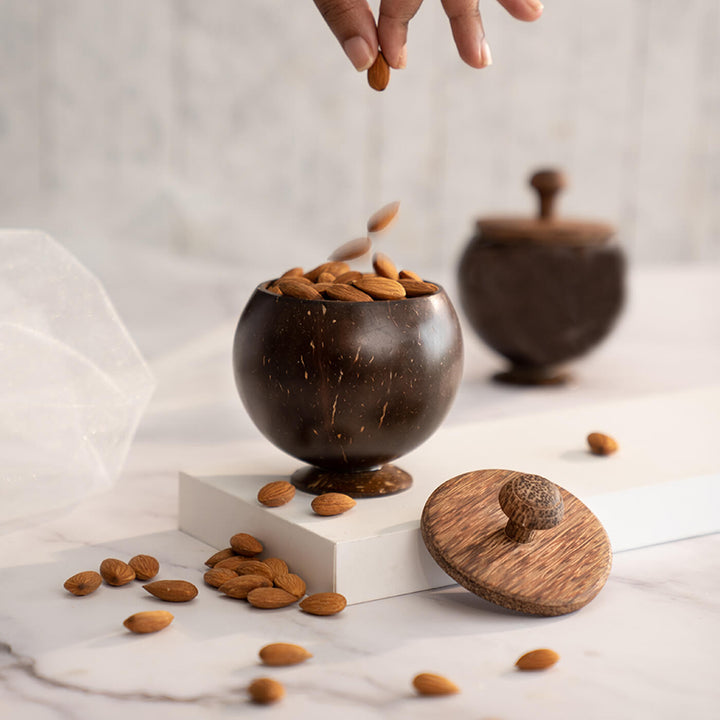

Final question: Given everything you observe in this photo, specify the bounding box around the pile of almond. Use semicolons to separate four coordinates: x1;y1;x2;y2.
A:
265;202;438;302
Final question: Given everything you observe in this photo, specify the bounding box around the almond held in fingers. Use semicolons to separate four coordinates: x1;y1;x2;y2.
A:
274;572;306;599
367;200;400;233
257;480;295;507
398;278;439;297
100;558;135;586
64;570;102;596
248;677;285;705
123;610;174;634
329;237;372;262
276;278;323;300
515;648;560;671
372;252;399;280
259;643;313;667
143;580;198;602
263;557;289;580
205;547;235;568
587;432;618;456
299;592;346;616
311;492;357;516
229;532;264;557
324;284;374;302
219;574;272;599
412;673;460;696
247;587;299;609
204;567;238;588
128;554;159;581
353;277;406;300
367;50;390;91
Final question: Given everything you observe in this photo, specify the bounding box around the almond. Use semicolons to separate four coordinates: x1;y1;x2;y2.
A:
412;673;460;696
63;570;102;596
263;557;289;580
276;278;322;300
398;278;439;297
372;252;399;280
352;277;405;301
311;492;356;516
587;432;618;456
142;580;198;603
317;271;336;284
274;573;306;599
333;270;364;284
325;261;351;277
123;610;174;634
214;556;256;572
299;592;346;616
329;237;372;262
247;587;299;609
312;282;335;294
280;267;304;278
367;50;390;92
248;677;285;704
235;560;274;580
265;284;282;295
99;558;136;586
259;643;313;667
229;533;264;557
515;648;560;671
324;284;374;302
399;269;421;281
219;574;273;599
257;481;296;507
128;554;159;581
204;567;238;588
367;200;400;233
205;547;235;568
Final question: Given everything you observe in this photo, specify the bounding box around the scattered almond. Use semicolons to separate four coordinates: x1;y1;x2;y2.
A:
329;237;371;262
587;432;618;456
142;580;198;603
367;200;400;233
128;554;159;581
214;556;254;572
235;560;274;580
123;610;174;634
353;276;406;300
259;643;312;667
274;573;306;599
63;570;102;597
311;492;357;516
367;50;390;92
263;557;289;580
99;558;136;586
412;673;460;696
203;567;238;588
248;677;285;705
324;284;374;302
515;648;560;671
205;547;235;568
372;252;399;280
257;481;296;507
247;587;299;609
299;592;346;616
219;574;273;599
230;533;264;557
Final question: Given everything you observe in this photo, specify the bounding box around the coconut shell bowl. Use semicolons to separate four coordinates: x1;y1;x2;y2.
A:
458;169;626;386
233;281;464;497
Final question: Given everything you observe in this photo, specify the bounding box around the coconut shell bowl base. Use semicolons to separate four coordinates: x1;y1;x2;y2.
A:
291;464;412;498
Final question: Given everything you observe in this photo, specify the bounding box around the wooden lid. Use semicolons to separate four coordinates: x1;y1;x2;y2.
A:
477;170;615;246
421;469;612;616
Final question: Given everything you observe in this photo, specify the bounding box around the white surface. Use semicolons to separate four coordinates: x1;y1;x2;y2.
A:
0;261;718;718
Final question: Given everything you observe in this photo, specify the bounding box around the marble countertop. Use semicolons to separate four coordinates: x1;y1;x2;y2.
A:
1;254;719;719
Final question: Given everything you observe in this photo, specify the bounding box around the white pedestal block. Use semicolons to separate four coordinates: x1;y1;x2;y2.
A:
179;386;720;605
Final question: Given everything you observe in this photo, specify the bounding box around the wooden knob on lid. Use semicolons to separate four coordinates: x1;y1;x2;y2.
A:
530;169;567;221
498;473;564;543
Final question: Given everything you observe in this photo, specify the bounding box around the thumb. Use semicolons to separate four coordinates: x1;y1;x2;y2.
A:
313;0;379;70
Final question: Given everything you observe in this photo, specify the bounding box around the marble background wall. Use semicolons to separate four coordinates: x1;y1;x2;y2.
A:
1;0;719;285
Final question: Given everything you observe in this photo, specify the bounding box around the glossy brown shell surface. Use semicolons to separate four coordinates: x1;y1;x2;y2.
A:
233;283;463;471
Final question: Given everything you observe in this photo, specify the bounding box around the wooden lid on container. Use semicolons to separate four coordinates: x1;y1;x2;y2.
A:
421;469;612;616
477;170;615;246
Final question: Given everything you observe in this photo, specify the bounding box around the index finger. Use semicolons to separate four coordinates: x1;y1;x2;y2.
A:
313;0;379;70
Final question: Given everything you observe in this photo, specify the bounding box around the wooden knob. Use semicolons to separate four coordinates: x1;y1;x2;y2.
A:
498;473;564;543
530;169;567;220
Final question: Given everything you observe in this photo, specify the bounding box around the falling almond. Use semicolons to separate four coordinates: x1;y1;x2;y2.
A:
329;237;372;262
367;201;400;233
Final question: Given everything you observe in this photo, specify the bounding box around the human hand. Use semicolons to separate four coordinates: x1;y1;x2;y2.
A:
313;0;543;72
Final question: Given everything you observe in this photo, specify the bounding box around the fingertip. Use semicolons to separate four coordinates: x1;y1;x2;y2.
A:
342;35;377;71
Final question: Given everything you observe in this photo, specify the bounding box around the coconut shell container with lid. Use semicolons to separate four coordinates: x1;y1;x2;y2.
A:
458;169;626;385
